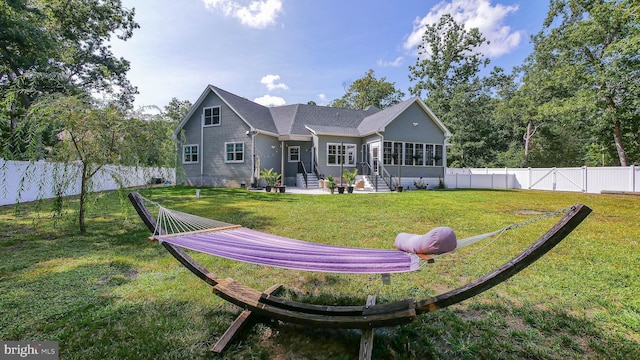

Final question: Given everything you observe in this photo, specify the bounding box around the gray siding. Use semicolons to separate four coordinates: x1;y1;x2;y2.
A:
382;102;446;179
315;135;361;180
384;103;445;144
254;134;280;186
179;91;253;187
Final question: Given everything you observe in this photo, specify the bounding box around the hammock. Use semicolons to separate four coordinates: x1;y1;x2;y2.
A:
148;198;569;274
127;192;592;358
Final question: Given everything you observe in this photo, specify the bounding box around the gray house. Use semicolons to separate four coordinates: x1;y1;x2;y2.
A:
175;85;451;191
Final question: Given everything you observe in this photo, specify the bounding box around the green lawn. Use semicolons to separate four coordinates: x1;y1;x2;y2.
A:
1;187;638;359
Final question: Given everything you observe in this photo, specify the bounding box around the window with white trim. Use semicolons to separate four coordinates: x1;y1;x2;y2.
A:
425;144;434;165
327;143;356;166
183;144;199;164
404;143;414;165
383;141;393;165
434;144;443;166
225;142;244;163
203;106;220;126
393;142;403;165
288;146;300;162
414;143;424;166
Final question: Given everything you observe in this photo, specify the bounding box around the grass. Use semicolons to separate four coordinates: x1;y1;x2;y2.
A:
0;186;638;359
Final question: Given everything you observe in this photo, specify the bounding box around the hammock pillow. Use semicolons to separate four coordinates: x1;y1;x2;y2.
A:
395;227;457;255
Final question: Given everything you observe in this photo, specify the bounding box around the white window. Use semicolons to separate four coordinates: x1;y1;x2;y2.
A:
288;146;300;162
404;143;414;165
183;144;199;164
414;143;424;166
425;144;434;165
327;143;356;166
225;142;244;163
434;144;443;166
383;141;393;165
203;106;220;126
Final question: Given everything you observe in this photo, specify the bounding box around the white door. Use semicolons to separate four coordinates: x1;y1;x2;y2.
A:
370;143;380;174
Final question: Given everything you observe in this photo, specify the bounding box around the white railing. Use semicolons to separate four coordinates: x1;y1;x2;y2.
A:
0;159;175;206
446;166;638;194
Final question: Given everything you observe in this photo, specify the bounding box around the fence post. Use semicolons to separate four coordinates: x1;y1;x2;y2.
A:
583;166;588;193
632;165;636;192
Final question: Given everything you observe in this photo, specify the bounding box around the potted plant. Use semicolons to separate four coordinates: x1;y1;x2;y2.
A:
343;168;358;194
326;175;337;194
413;177;428;190
259;168;281;192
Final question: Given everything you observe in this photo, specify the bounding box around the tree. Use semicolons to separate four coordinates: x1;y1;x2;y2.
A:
22;95;143;233
1;0;139;138
523;0;640;166
408;14;489;116
409;14;504;167
163;97;192;123
330;69;405;109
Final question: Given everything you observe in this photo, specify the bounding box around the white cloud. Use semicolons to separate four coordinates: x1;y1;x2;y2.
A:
377;56;404;67
203;0;283;28
317;94;327;101
260;74;289;91
254;94;286;106
403;0;523;58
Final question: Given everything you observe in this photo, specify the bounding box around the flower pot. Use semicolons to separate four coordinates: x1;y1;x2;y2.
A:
347;186;354;194
397;186;403;192
265;185;272;192
337;186;345;194
278;186;286;193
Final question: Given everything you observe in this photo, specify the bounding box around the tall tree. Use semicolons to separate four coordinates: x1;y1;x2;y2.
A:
524;0;640;166
1;0;139;138
408;14;503;167
330;69;405;110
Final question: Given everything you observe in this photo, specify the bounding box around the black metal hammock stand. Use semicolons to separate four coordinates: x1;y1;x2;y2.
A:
127;192;591;359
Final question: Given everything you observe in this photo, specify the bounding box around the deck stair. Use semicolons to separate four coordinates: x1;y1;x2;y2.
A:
362;175;391;192
297;173;319;189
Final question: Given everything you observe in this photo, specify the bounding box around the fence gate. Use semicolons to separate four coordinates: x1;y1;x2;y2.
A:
528;167;585;192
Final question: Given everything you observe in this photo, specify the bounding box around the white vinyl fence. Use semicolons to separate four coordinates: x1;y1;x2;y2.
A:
0;159;175;206
446;166;639;194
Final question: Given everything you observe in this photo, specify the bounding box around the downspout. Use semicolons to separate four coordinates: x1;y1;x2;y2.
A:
200;114;204;186
250;129;256;186
443;136;450;176
281;141;285;186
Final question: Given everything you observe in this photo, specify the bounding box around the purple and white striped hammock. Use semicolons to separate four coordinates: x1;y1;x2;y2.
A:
147;197;554;275
156;227;420;274
150;201;422;274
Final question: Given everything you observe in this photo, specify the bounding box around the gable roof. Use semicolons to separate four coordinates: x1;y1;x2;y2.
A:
358;97;451;137
177;86;450;138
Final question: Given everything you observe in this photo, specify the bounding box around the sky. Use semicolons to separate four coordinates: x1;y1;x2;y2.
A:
109;0;549;110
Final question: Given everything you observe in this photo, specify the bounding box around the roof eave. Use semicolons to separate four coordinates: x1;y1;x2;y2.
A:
278;134;312;141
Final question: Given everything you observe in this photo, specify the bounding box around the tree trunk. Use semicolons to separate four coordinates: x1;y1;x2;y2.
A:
613;117;628;166
606;95;629;166
523;121;539;166
79;162;88;233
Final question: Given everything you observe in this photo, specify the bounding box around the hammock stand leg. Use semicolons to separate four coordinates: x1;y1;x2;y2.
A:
212;283;284;353
358;295;377;360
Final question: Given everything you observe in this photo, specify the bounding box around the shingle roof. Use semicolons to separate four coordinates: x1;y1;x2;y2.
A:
209;86;278;134
180;86;448;138
358;97;417;135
